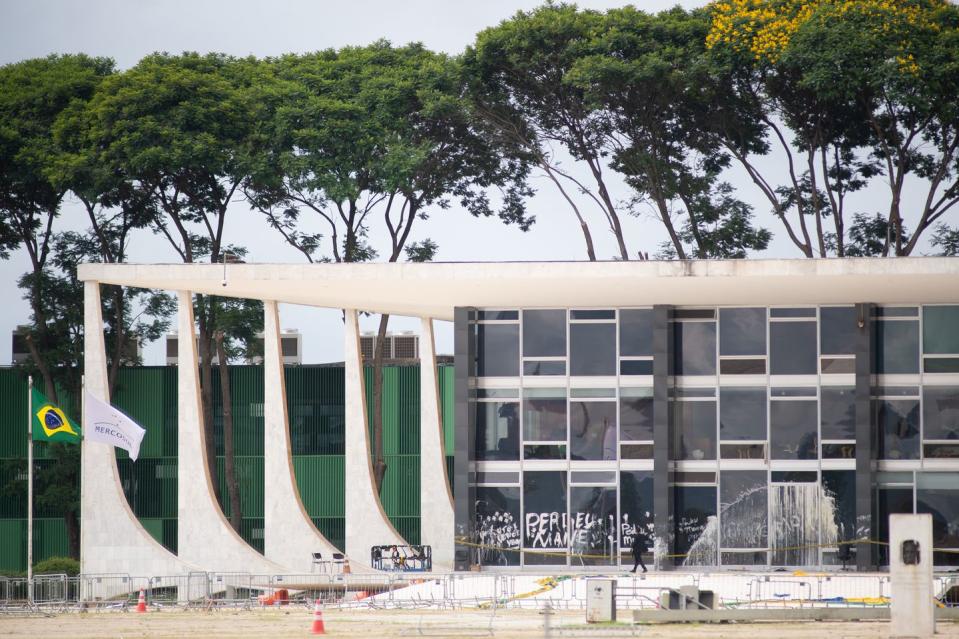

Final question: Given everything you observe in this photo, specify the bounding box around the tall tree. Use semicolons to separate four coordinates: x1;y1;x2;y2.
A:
83;52;262;530
705;0;959;256
464;4;637;261
571;6;770;259
0;54;114;400
247;43;532;490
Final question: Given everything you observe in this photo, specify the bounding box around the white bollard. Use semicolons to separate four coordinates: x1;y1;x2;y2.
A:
890;513;935;638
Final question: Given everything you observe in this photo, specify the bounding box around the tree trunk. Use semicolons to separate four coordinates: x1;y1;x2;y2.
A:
196;297;222;504
24;334;57;403
371;314;389;493
64;509;80;560
108;285;125;397
215;331;243;534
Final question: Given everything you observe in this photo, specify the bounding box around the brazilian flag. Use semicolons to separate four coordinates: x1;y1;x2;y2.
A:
31;388;81;444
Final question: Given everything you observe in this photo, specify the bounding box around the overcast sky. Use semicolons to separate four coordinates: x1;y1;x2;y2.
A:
0;0;944;366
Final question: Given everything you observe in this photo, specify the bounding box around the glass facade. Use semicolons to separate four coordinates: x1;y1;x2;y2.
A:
469;305;959;569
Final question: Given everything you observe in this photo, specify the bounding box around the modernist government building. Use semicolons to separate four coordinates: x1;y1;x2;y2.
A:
76;258;959;574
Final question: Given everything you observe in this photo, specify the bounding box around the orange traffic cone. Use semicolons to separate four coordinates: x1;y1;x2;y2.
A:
311;598;325;635
135;589;147;613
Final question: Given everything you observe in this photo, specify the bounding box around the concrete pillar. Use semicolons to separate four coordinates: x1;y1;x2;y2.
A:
418;317;454;570
262;301;340;570
452;307;475;571
890;514;934;638
855;302;875;571
81;281;195;582
175;291;287;573
343;309;407;569
652;305;673;571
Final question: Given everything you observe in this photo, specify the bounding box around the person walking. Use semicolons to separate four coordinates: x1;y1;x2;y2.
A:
630;529;648;573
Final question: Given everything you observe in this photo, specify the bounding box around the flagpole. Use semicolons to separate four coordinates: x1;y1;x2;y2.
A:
26;375;33;604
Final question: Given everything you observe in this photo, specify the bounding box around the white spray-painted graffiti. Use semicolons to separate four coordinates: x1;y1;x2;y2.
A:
525;511;568;548
475;508;520;565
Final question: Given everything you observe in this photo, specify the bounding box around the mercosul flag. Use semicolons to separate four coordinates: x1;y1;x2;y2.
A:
32;388;81;444
83;390;146;461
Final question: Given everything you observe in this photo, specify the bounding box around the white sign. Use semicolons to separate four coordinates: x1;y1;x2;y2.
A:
83;390;147;462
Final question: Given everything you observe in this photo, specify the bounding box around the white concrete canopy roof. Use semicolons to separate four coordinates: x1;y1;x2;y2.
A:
77;257;959;321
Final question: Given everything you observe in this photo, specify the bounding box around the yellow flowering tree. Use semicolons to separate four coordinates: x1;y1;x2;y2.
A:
704;0;959;256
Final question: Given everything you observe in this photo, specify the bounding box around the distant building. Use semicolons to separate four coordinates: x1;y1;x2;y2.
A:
360;331;419;361
11;325;30;365
13;324;142;365
166;330;302;366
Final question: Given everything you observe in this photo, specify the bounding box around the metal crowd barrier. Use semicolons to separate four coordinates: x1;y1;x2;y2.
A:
2;570;956;614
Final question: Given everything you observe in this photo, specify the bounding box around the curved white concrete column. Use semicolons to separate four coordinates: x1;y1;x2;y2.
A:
81;281;196;579
262;301;340;569
175;291;287;573
418;318;454;571
344;309;407;569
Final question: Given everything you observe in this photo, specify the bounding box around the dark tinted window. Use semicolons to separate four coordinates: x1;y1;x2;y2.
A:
875;320;919;374
719;308;766;356
477;310;518;321
673;485;717;566
674;322;716;376
770;321;817;375
720;359;766;374
522;309;566;357
524;444;566;460
672;400;717;460
569;401;617;461
924;306;959;354
923;387;959;440
620;471;654;552
569;323;616;376
474;402;519;461
620;360;654;375
877;399;920;460
820;306;856;355
569;487;617;564
916;476;959;565
523;396;567;441
619;309;654;357
523;360;566;376
474;486;521;566
770;400;818;459
822;470;857;543
877;487;914;565
523;471;568;549
570;309;614;320
719;388;767;441
477;324;519;377
720;471;767;548
821;386;855;440
620;393;653;441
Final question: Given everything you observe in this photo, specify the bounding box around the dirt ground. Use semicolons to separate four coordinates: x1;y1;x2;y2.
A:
1;608;957;638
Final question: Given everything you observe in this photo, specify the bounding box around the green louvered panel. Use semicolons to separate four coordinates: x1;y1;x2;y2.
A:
286;366;344;455
0;518;66;573
139;518;164;547
116;457;177;519
380;454;420;544
292;454;345;549
438;364;455;453
211;365;264;457
214;456;264;519
33;518;69;565
0;519;24;572
0;368;28;458
363;365;421;456
113;367;178;458
292;455;344;517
